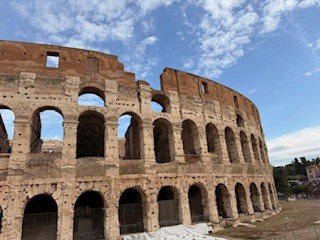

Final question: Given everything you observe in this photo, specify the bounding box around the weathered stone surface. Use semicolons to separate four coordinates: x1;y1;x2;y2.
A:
0;41;279;240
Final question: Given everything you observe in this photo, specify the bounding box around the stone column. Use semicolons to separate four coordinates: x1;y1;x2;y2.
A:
198;128;211;164
257;186;265;212
105;120;119;165
145;192;159;232
179;188;192;225
3;188;23;240
219;132;231;165
228;190;240;226
172;125;185;163
58;204;74;240
9;118;32;171
105;194;120;240
141;123;156;164
206;189;219;224
245;187;255;220
61;119;78;166
235;135;245;164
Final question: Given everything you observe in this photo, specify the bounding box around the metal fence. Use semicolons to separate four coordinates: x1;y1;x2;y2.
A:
119;203;144;235
158;199;180;227
191;214;209;223
73;207;104;240
22;212;57;240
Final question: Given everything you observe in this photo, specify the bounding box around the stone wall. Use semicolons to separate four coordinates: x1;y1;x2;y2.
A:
0;40;280;240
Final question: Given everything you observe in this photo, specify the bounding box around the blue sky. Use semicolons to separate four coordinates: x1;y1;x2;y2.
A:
0;0;320;166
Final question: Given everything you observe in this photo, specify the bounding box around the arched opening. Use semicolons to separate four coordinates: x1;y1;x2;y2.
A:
188;185;207;223
118;113;141;160
235;183;248;214
250;183;262;212
215;184;232;218
251;135;260;163
30;108;64;153
157;186;180;227
119;188;144;235
77;111;105;158
240;131;251;163
73;191;104;240
261;183;271;210
0;106;14;154
205;123;222;159
225;127;239;163
268;183;276;210
22;194;58;240
182;120;200;155
236;115;244;127
151;94;170;113
259;139;266;164
78;87;105;107
153;118;173;163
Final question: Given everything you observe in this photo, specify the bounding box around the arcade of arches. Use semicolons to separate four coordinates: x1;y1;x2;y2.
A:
18;181;278;239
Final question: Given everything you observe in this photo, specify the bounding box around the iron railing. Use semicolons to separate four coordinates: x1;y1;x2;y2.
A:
22;212;57;240
158;199;180;227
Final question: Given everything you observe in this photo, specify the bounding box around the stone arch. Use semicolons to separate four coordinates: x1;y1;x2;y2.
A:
235;183;249;214
78;86;105;107
157;186;181;227
225;127;239;163
73;191;105;240
188;184;208;223
30;106;64;153
259;138;267;164
251;134;260;162
250;183;262;212
268;183;276;209
205;123;222;162
0;105;14;154
151;93;170;113
153;118;174;163
119;188;146;234
118;112;142;160
215;184;232;218
182;119;200;155
240;131;251;163
236;114;244;127
22;194;58;240
76;110;105;158
261;182;272;210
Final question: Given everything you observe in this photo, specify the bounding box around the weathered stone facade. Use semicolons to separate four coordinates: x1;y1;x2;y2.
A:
0;40;280;240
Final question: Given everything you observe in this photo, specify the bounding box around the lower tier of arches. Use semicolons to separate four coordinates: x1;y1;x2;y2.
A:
0;175;280;240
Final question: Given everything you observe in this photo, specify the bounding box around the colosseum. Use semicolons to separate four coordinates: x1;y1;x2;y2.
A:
0;41;280;240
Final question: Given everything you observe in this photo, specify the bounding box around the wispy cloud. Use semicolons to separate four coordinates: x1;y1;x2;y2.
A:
182;0;320;78
305;67;320;76
267;125;320;164
78;94;104;107
11;0;177;79
248;88;258;94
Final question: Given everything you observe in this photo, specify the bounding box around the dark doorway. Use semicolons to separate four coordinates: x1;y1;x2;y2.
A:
73;191;104;240
158;187;180;227
22;194;58;240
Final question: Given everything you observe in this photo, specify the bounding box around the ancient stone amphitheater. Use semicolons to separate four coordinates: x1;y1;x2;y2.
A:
0;41;279;240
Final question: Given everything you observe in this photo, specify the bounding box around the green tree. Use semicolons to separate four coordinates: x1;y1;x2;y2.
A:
274;167;291;196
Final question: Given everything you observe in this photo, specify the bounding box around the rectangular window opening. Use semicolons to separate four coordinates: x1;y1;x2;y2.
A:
233;96;239;108
46;51;59;68
201;82;208;93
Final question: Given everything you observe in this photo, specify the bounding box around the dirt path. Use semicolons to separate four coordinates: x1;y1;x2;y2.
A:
210;199;320;240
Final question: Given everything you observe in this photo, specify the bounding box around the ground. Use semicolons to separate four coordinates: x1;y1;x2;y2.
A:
211;199;320;240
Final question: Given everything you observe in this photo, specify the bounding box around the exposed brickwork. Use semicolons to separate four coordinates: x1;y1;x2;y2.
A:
0;41;280;240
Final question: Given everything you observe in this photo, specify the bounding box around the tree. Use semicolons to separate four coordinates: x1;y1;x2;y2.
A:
274;167;291;196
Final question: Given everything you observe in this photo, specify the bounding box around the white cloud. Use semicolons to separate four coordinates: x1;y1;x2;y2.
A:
0;110;15;139
316;38;320;49
267;125;320;164
248;88;258;94
124;36;159;79
78;94;104;107
182;0;320;78
11;0;177;79
11;0;320;79
305;67;320;76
